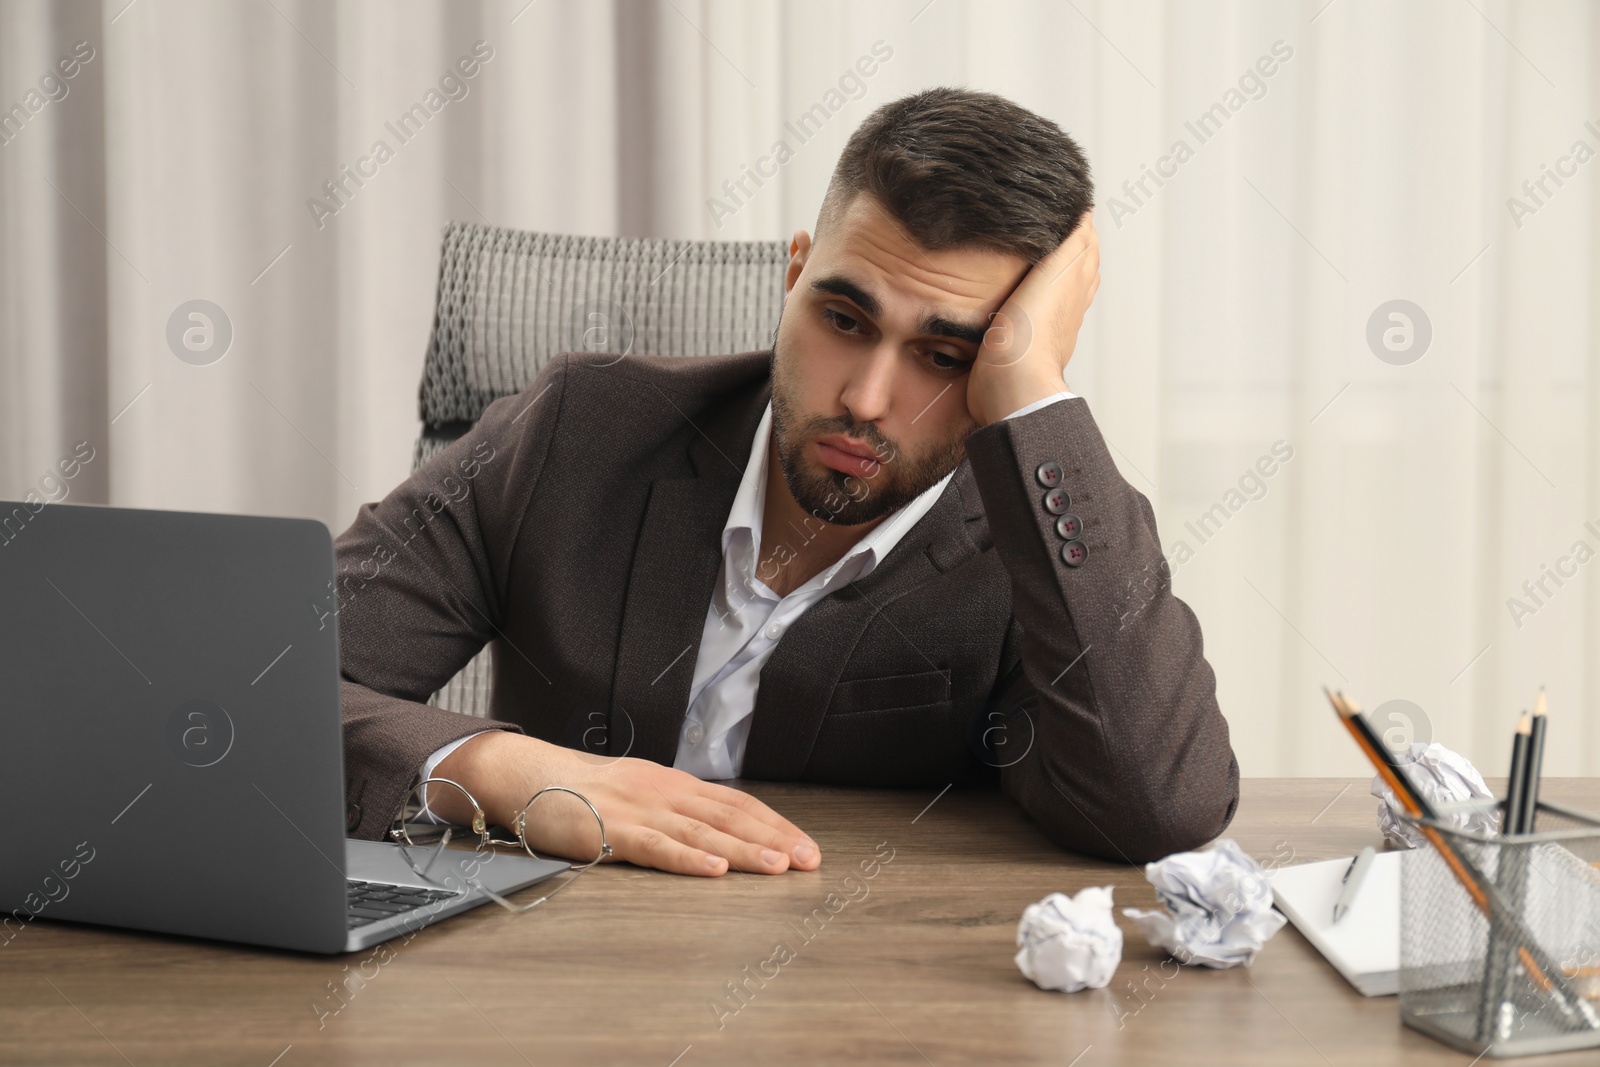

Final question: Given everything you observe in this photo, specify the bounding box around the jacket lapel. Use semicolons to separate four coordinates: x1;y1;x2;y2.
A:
609;376;770;765
610;362;993;778
740;461;988;779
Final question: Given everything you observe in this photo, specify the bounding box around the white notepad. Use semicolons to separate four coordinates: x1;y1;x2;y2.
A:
1268;851;1400;997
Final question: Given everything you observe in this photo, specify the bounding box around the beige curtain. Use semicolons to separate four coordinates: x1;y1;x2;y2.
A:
3;0;1597;778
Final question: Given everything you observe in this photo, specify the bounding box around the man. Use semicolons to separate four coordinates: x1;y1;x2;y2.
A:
335;87;1237;877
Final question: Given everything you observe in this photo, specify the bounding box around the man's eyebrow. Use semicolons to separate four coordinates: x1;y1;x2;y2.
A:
916;312;989;346
810;273;989;347
810;275;881;318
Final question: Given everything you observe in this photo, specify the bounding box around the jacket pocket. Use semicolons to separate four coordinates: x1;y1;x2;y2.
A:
828;668;951;714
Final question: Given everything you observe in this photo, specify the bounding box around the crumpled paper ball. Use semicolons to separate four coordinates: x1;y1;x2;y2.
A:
1014;885;1122;992
1122;838;1286;968
1371;741;1497;849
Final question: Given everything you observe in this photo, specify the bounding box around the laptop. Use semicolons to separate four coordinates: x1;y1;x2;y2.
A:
0;499;568;954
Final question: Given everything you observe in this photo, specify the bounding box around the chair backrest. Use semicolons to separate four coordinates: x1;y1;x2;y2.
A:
411;222;789;714
414;221;789;466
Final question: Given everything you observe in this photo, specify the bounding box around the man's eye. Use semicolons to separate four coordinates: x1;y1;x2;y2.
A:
822;308;862;333
926;349;972;372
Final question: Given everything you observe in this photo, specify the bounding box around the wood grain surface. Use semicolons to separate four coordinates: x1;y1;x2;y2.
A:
4;777;1597;1066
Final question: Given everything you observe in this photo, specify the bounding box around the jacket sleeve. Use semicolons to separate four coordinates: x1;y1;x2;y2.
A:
964;396;1239;863
334;357;572;839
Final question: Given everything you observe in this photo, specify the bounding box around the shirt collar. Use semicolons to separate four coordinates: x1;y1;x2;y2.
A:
723;401;954;586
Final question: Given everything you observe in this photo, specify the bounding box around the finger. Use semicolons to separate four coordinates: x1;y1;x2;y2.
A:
661;813;791;875
702;787;821;858
639;779;806;872
696;784;821;867
613;823;729;877
696;782;812;841
682;795;811;860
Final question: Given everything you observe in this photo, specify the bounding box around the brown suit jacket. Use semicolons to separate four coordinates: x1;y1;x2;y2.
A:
334;350;1238;862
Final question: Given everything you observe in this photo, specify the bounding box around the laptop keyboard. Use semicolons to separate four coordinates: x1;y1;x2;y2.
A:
346;879;460;929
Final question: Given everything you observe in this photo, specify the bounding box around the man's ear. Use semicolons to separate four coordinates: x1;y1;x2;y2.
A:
784;229;812;296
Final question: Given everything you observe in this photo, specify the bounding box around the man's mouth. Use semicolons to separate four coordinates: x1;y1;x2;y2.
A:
813;434;883;477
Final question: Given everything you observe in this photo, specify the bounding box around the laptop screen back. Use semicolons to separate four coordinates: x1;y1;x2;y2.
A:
0;501;348;953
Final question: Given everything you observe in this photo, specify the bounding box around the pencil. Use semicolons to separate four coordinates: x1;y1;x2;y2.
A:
1504;714;1531;838
1494;705;1544;1036
1325;688;1437;819
1524;690;1548;835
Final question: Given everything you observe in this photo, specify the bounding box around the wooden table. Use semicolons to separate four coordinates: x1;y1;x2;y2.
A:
4;778;1597;1065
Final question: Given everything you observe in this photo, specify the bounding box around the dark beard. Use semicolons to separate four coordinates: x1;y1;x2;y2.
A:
769;340;969;527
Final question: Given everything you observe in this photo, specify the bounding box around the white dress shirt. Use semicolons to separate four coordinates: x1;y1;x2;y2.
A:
417;388;1075;803
671;399;954;778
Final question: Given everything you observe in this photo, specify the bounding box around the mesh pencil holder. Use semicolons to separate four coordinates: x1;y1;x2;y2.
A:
1399;799;1600;1058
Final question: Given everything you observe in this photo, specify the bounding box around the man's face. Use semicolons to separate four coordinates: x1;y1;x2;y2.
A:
771;193;1029;527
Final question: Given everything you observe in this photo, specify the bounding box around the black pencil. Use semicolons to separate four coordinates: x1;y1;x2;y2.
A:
1504;713;1531;837
1523;689;1548;835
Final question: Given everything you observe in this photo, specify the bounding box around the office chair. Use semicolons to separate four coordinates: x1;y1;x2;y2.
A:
412;221;789;716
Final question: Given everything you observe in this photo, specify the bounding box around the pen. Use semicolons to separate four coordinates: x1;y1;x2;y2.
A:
1332;846;1375;924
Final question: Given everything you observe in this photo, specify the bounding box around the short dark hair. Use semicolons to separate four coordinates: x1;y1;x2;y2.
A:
819;87;1094;265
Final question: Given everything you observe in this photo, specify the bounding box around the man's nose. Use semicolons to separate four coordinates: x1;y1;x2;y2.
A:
839;342;898;425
